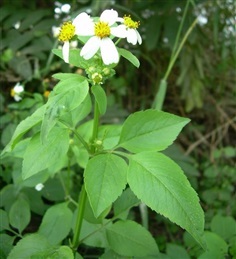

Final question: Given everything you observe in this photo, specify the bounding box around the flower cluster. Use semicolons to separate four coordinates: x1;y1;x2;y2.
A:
58;9;142;65
11;83;24;102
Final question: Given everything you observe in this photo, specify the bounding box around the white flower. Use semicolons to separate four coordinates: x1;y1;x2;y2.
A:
79;9;127;65
35;183;44;191
118;15;142;45
11;83;24;101
58;13;93;63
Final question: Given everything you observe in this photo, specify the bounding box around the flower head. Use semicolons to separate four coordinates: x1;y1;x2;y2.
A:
119;15;142;45
58;13;93;63
35;183;44;191
79;9;126;65
11;83;24;101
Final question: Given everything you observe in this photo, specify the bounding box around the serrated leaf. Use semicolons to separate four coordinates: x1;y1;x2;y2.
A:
7;233;50;259
85;154;127;217
127;151;206;249
118;48;140;68
9;197;30;233
118;109;190;153
38;203;73;245
2;105;45;154
22;127;69;179
91;85;107;115
106;220;159;257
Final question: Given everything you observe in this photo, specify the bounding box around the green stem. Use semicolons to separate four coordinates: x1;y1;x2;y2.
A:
71;185;87;250
170;0;190;60
91;101;100;153
71;98;101;250
152;16;198;110
163;17;198;81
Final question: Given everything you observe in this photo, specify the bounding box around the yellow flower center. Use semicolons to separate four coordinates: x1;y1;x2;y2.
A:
95;21;110;38
10;89;16;97
124;15;140;29
58;21;75;42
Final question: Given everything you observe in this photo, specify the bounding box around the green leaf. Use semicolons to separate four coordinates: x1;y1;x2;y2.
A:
38;203;73;245
7;233;50;259
9;196;30;233
98;124;122;150
85;154;127;217
22;127;70;179
31;246;74;259
166;243;190;259
198;232;228;258
113;188;140;219
91;85;107;115
0;209;10;231
52;49;88;68
127;152;206;249
2;105;45;153
41;78;88;142
79;219;110;248
118;109;190;153
0;234;15;257
106;220;159;257
210;215;236;240
52;72;85;82
118;48;140;68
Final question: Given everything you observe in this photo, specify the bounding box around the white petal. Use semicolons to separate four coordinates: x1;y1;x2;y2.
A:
111;25;127;38
100;9;118;25
73;12;94;36
136;30;142;44
80;36;100;59
100;38;119;65
14;95;22;102
62;41;70;63
127;28;138;45
14;84;24;93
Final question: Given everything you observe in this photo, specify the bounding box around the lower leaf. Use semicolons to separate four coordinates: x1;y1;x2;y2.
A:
127;151;206;249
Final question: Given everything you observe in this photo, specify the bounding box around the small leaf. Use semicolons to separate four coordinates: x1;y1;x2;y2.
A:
106;220;159;257
85;154;127;217
41;79;88;142
7;233;50;259
113;188;140;219
210;215;236;240
118;48;140;68
0;233;15;257
52;72;85;82
22;127;70;179
79;219;110;248
118;109;190;153
38;203;73;245
9;196;30;233
91;85;107;115
2;105;45;153
166;243;190;259
52;49;88;68
0;209;10;231
127;152;206;249
31;246;74;259
198;232;228;258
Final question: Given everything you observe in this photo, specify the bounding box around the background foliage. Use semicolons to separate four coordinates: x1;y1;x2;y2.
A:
0;0;235;258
